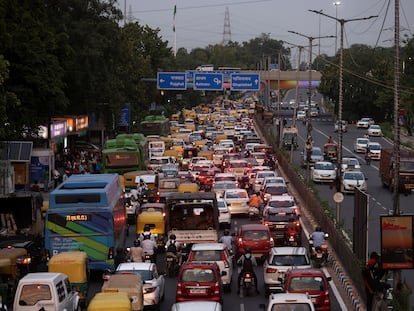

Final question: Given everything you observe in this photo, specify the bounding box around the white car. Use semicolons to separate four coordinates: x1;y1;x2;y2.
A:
252;170;278;192
261;176;287;192
223;188;249;215
334;120;348;132
357;117;375;128
301;146;324;168
368;142;382;160
263;247;312;295
264;293;315;311
353;137;370;153
367;124;382;137
296;110;306;120
311;161;337;183
341;157;361;172
115;262;165;309
341;169;367;193
172;301;223;311
217;198;231;228
188;243;233;291
263;195;299;216
310;107;319;117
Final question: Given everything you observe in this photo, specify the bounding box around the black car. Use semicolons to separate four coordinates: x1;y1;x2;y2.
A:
262;207;301;246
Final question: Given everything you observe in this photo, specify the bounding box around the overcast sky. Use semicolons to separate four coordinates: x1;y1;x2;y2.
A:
121;0;413;59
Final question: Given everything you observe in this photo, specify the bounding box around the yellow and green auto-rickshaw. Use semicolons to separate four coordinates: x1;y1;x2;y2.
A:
48;250;89;306
136;203;166;252
88;292;132;311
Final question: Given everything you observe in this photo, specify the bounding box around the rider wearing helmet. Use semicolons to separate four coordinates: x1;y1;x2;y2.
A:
236;247;259;294
310;225;325;249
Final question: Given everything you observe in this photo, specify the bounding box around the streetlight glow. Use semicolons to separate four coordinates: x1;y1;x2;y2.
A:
333;1;341;54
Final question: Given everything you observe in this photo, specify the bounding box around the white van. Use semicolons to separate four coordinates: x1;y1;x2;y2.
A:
14;272;80;311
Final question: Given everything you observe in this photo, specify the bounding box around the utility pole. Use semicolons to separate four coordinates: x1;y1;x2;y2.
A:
288;31;335;158
333;2;341;54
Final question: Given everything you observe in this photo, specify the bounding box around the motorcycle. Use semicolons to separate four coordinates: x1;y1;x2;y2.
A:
239;271;255;297
285;229;299;246
309;233;329;268
165;252;179;278
143;252;154;263
248;206;260;220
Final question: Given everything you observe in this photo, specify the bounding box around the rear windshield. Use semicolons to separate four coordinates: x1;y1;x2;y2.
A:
181;268;216;282
191;250;222;261
270;303;312;311
271;255;310;266
242;230;269;240
288;276;326;292
268;200;294;208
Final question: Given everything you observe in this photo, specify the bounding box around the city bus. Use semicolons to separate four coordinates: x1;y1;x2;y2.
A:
140;115;170;137
101;137;145;174
44;174;126;271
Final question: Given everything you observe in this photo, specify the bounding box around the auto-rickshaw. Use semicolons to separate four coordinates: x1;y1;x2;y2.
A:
177;182;199;193
101;274;143;311
163;149;180;162
48;250;89;306
171;113;180;122
198;150;214;161
88;292;132;311
324;143;339;162
123;170;154;192
136;203;166;252
181;147;199;170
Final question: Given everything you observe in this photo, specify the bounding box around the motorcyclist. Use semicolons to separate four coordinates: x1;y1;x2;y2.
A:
237;247;259;294
139;224;155;242
141;233;157;262
285;217;298;243
165;234;182;265
128;239;144;262
219;229;234;252
249;192;261;208
137;178;149;198
310;226;326;250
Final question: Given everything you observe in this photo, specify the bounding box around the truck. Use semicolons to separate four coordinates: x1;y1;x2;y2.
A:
380;148;414;194
0;192;43;242
281;126;298;150
165;192;220;256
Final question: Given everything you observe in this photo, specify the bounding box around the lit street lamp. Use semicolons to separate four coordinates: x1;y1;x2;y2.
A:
333;1;341;54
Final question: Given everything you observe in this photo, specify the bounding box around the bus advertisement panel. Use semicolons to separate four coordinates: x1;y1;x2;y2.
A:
45;174;126;271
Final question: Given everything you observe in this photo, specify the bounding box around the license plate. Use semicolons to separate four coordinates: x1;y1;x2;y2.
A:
244;278;252;283
167;257;173;262
190;288;206;294
276;225;285;229
232;203;241;206
316;253;323;258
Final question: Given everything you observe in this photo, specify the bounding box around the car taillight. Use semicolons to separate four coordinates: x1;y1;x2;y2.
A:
16;256;31;265
214;282;220;294
245;273;251;278
108;247;114;259
265;267;278;273
270;237;274;247
177;282;182;295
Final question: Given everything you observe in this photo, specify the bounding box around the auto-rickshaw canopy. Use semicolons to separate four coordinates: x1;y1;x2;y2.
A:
136;204;166;236
48;251;89;283
87;292;132;311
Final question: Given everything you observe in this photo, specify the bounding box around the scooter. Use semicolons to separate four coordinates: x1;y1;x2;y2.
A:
165;252;179;277
248;206;260;220
309;233;329;268
239;271;255;297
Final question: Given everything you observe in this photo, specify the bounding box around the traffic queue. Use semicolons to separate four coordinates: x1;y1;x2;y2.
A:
1;99;331;311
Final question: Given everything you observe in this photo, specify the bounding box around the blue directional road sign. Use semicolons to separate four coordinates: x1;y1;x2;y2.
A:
157;72;187;90
230;73;260;91
193;73;223;91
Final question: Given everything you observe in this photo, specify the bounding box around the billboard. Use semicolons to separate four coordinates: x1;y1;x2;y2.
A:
380;215;414;269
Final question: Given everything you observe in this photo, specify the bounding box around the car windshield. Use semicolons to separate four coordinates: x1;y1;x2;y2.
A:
344;172;364;180
288;276;326;291
266;186;288;195
271;255;310;266
369;144;381;150
312;149;323;156
270;304;312;311
315;163;334;170
226;191;247;199
191;250;222;261
357;139;369;144
181;268;215;282
268;200;294;208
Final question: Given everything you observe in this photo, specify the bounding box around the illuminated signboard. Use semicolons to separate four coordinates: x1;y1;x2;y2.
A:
66;215;90;221
75;116;88;131
50;121;67;138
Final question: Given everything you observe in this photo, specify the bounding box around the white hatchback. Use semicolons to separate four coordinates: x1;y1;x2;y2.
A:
223;188;250;215
217;198;231;228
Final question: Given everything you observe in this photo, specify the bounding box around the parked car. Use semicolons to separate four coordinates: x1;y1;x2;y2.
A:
263;247;312;295
283;268;331;311
236;223;274;262
187;243;233;291
176;262;224;303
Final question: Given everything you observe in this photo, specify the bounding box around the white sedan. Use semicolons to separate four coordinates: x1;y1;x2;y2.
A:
115;262;165;309
367;124;382;137
223;188;250;215
311;161;337;183
353;137;370;153
296;110;306;120
357;117;374;128
341;170;367;193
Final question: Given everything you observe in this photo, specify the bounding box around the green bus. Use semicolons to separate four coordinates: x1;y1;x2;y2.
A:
140;115;170;137
101;137;145;174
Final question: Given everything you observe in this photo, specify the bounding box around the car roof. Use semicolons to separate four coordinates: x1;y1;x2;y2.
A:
116;262;154;271
240;223;270;230
285;267;327;276
172;301;222;311
270;246;308;256
191;243;227;251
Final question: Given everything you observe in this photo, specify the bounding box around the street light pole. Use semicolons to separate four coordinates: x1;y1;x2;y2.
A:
333;2;341;55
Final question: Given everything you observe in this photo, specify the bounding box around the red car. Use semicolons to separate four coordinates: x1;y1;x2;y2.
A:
283;268;331;311
198;168;221;191
236;223;274;262
176;262;224;303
